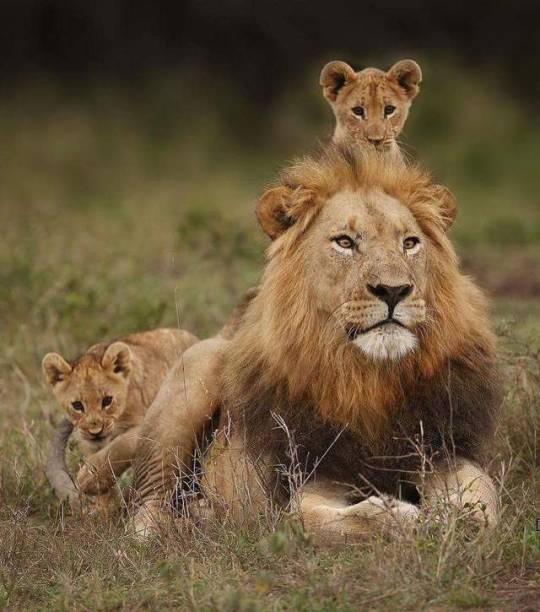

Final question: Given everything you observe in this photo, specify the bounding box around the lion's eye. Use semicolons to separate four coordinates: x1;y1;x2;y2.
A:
403;236;420;250
352;106;365;118
102;396;113;409
333;235;355;250
384;105;396;117
71;401;84;412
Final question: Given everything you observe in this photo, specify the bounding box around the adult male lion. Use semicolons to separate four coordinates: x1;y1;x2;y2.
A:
132;147;500;540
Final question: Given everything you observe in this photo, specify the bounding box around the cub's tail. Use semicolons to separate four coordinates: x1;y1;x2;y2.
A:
46;418;78;502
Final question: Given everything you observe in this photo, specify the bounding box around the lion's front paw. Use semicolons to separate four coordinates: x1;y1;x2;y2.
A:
76;461;115;495
340;495;420;527
127;502;167;540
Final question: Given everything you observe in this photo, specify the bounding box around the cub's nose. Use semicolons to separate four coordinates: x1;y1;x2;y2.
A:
88;425;104;437
367;283;413;313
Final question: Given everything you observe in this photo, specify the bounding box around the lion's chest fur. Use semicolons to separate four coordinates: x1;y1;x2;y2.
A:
230;353;499;502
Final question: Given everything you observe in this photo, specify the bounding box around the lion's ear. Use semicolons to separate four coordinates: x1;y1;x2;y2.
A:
256;186;315;240
102;342;132;378
320;60;357;102
434;185;458;231
387;59;422;99
42;353;72;386
256;186;295;239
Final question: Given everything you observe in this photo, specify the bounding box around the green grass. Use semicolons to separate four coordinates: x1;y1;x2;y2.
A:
0;61;539;609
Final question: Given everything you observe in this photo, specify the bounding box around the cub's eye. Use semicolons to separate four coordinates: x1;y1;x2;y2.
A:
351;106;365;118
403;236;420;250
333;235;355;250
71;401;84;412
102;396;113;409
384;105;396;117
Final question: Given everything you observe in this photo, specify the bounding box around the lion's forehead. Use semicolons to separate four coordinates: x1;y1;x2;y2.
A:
345;72;404;105
321;188;419;237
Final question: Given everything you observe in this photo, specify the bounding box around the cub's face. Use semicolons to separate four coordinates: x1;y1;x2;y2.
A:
42;342;132;442
303;189;428;360
320;60;422;150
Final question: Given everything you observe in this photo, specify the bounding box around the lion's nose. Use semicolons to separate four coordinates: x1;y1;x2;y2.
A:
367;283;413;313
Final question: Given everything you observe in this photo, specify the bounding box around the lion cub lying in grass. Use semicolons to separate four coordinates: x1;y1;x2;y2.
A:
42;328;198;508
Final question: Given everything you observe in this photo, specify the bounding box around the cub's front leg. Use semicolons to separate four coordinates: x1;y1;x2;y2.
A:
76;427;141;495
420;459;499;527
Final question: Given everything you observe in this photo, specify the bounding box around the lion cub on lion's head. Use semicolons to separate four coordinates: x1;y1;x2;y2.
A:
320;59;422;153
42;328;198;501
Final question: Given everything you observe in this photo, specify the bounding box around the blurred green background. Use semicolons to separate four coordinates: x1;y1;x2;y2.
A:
1;1;539;362
1;59;539;358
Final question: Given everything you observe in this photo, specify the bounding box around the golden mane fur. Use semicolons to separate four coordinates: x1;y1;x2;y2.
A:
225;147;496;442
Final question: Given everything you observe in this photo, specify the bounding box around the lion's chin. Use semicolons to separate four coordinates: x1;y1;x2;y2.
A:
352;324;418;361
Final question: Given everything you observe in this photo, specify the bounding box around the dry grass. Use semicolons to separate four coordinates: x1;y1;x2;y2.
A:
0;65;539;609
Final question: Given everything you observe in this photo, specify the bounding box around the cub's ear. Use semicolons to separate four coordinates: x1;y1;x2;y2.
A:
387;59;422;99
434;185;458;231
42;353;72;386
320;60;357;102
102;342;132;378
256;186;314;240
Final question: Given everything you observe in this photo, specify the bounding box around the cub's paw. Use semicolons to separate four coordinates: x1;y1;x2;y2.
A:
76;461;115;495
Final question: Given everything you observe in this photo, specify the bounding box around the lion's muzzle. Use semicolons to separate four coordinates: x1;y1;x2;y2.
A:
337;283;424;361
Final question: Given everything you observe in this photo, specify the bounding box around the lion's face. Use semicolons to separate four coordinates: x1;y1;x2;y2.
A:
320;60;422;150
42;342;132;442
255;152;458;365
304;188;427;360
